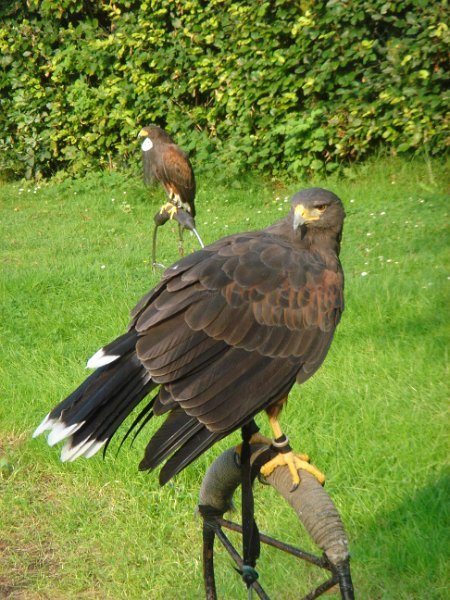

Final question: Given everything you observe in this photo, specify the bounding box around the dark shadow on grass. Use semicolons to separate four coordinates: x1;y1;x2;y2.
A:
354;472;449;595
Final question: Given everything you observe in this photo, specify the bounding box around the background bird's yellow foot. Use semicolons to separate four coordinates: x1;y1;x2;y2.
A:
260;451;325;491
160;203;178;219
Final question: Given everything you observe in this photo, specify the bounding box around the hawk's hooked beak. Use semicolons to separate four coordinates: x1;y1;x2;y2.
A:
293;204;321;230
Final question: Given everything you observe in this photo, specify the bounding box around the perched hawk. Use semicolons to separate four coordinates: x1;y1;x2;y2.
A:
139;125;203;268
34;188;345;488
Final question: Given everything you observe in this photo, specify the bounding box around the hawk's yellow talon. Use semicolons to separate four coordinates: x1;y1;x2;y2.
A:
160;202;178;219
260;450;325;487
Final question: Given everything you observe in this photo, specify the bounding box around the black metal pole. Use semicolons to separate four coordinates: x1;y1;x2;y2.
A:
302;575;339;600
217;518;328;569
203;521;218;600
214;527;270;600
335;562;355;600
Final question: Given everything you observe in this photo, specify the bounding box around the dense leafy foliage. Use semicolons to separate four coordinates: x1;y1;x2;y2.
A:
1;0;448;179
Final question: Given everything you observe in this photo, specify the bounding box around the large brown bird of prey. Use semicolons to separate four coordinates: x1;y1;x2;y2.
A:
34;188;345;488
138;125;204;268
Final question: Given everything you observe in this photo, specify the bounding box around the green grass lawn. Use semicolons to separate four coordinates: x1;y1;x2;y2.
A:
1;158;448;599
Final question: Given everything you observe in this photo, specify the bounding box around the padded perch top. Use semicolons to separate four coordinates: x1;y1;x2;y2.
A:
198;445;350;568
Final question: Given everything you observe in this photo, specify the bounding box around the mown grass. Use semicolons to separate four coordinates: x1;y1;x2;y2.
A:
1;158;449;599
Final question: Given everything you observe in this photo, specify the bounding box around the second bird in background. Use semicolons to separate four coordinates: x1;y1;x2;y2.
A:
138;125;204;269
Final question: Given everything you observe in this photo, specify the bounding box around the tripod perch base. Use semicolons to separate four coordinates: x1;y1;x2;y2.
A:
198;445;354;600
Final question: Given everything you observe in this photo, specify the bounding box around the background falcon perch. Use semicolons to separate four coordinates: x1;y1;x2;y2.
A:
34;188;345;487
139;125;204;268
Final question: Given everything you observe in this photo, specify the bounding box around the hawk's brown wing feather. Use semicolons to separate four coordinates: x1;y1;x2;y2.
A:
132;230;343;433
158;144;196;207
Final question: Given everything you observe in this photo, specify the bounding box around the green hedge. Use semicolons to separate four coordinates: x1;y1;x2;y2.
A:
0;0;448;180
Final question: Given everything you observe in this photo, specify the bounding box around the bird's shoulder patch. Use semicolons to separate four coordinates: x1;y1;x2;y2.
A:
161;145;193;184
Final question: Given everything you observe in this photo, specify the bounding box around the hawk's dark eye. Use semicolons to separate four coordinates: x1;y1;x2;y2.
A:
315;204;327;212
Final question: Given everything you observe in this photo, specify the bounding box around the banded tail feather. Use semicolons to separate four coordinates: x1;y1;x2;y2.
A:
32;330;221;484
33;330;156;463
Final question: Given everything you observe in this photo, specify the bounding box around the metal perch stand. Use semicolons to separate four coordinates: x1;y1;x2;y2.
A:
198;445;354;599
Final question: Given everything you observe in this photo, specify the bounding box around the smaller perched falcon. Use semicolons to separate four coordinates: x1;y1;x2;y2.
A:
138;125;204;268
